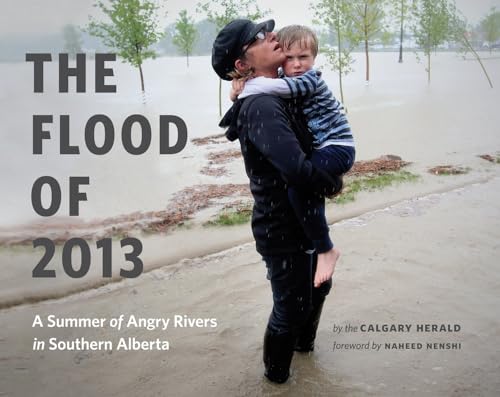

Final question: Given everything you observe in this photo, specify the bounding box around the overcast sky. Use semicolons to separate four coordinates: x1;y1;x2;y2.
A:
2;0;500;35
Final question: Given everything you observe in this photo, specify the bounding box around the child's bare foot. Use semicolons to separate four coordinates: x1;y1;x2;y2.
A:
314;248;340;288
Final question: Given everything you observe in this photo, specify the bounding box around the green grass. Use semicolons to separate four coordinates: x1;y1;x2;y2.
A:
204;207;252;227
332;170;420;205
205;170;420;226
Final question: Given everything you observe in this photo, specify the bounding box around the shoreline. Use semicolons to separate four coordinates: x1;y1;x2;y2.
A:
0;163;495;309
1;152;492;246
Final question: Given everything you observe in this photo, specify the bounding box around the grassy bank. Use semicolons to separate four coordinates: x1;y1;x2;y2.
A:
206;170;421;226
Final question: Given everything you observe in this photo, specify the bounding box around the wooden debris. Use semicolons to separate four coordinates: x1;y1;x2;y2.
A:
0;184;251;246
479;154;495;162
347;155;410;177
207;150;242;164
200;166;229;177
428;165;469;175
2;153;413;246
191;133;227;146
478;154;499;163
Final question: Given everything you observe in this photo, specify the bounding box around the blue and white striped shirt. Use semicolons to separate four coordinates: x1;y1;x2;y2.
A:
239;69;354;148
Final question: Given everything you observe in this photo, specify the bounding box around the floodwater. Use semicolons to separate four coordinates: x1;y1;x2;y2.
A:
1;176;499;396
1;52;500;396
1;52;500;228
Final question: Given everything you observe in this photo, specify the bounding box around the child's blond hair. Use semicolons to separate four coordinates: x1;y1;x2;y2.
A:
277;25;319;58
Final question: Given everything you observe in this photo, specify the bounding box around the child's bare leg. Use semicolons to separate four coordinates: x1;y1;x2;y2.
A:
314;248;340;288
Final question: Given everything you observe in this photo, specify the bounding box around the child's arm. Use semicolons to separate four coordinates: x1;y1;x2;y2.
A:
238;76;294;99
239;69;321;99
281;69;320;99
237;70;322;100
230;76;291;101
230;79;246;102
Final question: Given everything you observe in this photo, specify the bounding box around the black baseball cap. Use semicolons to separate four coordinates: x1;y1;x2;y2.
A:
212;19;275;80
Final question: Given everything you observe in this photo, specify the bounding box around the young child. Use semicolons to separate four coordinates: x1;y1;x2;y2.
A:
230;25;355;288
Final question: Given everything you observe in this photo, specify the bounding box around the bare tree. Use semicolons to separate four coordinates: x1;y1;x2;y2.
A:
449;3;493;87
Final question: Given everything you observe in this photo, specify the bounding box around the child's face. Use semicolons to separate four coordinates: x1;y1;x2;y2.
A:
281;41;315;77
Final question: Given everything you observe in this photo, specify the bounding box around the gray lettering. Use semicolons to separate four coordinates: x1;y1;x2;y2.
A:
69;177;89;216
59;53;86;93
122;115;151;155
26;53;52;92
60;115;79;154
33;115;53;154
159;115;187;154
31;176;61;216
95;53;116;93
85;115;115;155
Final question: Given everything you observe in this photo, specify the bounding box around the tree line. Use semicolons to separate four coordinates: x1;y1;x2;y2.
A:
54;0;500;103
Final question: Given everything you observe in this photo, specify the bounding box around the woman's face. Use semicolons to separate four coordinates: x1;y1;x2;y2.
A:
240;32;285;77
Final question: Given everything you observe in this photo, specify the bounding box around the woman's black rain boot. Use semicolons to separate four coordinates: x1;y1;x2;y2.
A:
263;327;295;383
